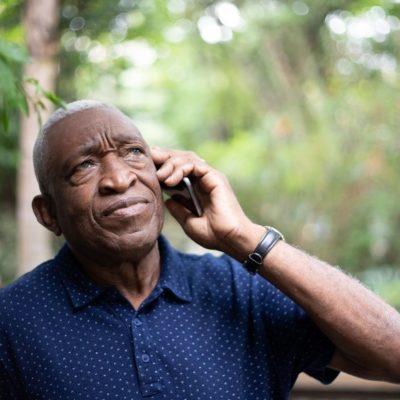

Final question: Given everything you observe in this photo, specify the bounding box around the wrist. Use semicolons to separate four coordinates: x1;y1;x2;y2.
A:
243;226;285;274
219;222;266;262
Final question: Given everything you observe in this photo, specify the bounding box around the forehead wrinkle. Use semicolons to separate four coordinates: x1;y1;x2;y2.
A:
52;112;147;164
98;126;117;152
70;128;145;160
94;116;144;149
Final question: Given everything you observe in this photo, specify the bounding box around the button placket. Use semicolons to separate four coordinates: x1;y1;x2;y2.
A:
131;315;162;396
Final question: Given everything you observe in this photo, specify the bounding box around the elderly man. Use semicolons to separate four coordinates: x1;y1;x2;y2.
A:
0;100;399;400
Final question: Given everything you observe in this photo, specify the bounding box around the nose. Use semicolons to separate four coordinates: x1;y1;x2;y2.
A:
98;155;137;195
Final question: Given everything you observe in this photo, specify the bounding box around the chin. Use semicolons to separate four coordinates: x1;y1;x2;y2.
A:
65;211;164;264
68;232;158;267
104;221;163;258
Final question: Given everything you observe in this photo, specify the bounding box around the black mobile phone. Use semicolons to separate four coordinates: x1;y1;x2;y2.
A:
160;176;203;217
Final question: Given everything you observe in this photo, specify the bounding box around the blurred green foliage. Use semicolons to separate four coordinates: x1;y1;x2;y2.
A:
0;39;28;130
1;0;400;307
0;39;27;185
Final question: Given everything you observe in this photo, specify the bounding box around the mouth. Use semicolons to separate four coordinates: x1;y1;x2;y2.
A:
101;196;150;217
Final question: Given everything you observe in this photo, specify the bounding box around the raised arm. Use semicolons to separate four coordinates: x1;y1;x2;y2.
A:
152;147;400;384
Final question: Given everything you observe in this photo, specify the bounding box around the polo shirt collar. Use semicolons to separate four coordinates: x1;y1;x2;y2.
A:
55;245;106;309
55;235;192;310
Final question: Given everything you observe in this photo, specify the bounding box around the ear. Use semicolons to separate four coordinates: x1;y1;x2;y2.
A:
32;194;62;236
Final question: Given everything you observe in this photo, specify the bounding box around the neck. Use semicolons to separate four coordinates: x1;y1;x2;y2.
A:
72;242;161;310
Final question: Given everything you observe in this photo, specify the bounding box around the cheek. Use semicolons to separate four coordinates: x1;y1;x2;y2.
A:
145;175;164;218
53;187;94;224
151;178;163;206
155;193;164;222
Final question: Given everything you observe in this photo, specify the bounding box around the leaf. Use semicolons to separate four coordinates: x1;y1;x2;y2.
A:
0;59;17;93
0;39;28;65
42;90;66;109
36;99;46;110
19;95;29;115
23;77;39;85
0;59;28;119
0;109;9;132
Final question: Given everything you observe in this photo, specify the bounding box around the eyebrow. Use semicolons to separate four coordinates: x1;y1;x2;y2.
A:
61;136;147;171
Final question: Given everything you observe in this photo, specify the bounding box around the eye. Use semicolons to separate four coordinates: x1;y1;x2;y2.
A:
69;158;96;183
78;159;95;169
122;145;146;164
129;147;144;156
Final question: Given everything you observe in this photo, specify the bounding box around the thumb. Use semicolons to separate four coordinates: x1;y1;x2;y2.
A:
165;199;215;251
165;198;194;229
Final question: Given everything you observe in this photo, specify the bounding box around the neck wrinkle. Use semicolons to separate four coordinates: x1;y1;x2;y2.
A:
71;241;161;303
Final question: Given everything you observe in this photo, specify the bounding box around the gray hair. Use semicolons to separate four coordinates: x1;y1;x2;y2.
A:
33;100;124;194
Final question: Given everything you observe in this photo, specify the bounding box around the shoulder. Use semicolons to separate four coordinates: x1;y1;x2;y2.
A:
0;260;56;296
181;248;310;316
173;247;247;282
0;260;58;323
172;246;284;304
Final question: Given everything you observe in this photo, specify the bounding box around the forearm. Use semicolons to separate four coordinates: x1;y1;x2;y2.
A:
227;227;400;382
152;148;400;382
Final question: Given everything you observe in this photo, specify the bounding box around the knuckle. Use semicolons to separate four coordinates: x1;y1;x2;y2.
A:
208;169;224;181
181;150;198;162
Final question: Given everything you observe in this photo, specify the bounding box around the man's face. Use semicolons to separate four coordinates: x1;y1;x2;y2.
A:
44;107;164;264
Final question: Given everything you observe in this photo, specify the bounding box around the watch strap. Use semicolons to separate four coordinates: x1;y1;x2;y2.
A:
243;226;284;274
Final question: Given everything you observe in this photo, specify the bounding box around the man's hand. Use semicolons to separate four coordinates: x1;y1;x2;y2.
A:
151;147;264;259
153;147;400;384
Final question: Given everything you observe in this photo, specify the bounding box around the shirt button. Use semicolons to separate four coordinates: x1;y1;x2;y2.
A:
133;319;142;326
141;354;150;363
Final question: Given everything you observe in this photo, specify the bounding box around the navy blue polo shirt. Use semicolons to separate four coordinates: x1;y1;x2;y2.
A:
0;236;338;399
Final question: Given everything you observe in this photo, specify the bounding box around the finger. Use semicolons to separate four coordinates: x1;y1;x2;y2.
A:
151;147;171;165
190;168;222;195
165;198;194;227
163;162;196;186
156;159;193;184
152;148;210;185
156;161;174;181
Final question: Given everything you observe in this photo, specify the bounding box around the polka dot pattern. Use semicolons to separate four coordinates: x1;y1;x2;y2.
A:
0;236;338;399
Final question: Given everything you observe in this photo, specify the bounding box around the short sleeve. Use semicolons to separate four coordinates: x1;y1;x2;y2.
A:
253;276;339;388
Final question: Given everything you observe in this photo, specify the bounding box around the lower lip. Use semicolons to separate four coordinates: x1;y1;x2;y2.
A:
107;203;148;218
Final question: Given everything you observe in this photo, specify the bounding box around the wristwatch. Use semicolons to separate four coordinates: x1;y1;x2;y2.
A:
243;226;284;274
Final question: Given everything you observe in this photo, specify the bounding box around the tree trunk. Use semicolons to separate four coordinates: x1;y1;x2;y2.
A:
16;0;60;275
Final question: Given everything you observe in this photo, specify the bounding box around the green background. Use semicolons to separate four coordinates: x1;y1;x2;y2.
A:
1;0;400;308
